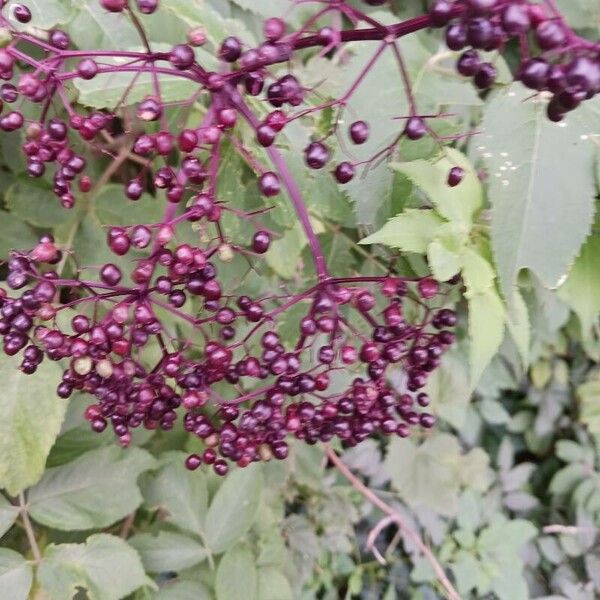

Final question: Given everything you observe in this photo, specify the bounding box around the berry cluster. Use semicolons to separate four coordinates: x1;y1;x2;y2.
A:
431;0;600;120
0;0;595;474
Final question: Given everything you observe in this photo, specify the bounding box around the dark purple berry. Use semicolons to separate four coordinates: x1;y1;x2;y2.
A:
334;162;355;184
447;166;464;187
349;120;369;144
259;172;281;197
304;142;330;169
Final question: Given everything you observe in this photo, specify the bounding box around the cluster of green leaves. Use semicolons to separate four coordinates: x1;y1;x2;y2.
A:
1;0;600;599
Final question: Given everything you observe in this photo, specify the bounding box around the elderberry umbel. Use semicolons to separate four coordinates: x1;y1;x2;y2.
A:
1;243;457;475
0;0;596;475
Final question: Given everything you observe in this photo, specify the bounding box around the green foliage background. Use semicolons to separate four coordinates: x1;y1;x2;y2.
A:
0;1;599;599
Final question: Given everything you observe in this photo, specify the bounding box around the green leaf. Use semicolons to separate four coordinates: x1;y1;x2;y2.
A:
28;446;156;530
161;0;256;45
0;495;19;539
578;380;600;435
0;549;33;600
384;433;490;517
94;184;164;226
256;567;293;600
391;148;482;226
0;212;38;257
5;181;77;228
156;580;212;600
68;2;140;49
7;0;73;28
130;531;207;573
215;545;257;600
461;248;496;295
0;356;66;496
427;240;462;282
558;232;600;336
468;289;506;386
205;464;264;554
505;288;530;366
359;209;445;252
143;452;209;536
37;533;151;600
481;85;599;297
424;352;471;429
74;59;198;109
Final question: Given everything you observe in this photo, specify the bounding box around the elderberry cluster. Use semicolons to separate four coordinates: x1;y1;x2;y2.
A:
431;0;600;120
1;244;455;476
0;0;596;475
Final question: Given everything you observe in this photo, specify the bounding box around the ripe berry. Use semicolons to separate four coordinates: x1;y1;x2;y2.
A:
404;117;426;140
429;0;453;27
519;58;549;91
418;278;439;299
474;62;497;89
257;124;276;147
219;37;242;63
100;264;122;286
185;454;202;470
137;0;158;14
501;4;531;36
466;0;496;15
169;44;195;70
457;50;481;77
126;179;144;201
349;120;369;144
445;22;467;50
77;58;99;80
334;162;355;184
49;30;70;50
258;172;281;197
137;97;162;122
264;17;285;41
13;4;32;23
447;167;464;187
535;20;566;50
252;231;271;254
304;142;330;169
100;0;128;12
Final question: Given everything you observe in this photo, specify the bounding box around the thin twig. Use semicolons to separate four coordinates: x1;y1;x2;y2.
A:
18;493;41;563
119;512;136;539
325;447;462;600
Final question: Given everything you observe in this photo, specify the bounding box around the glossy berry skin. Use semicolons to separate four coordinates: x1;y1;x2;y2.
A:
349;120;369;144
466;0;496;15
264;18;285;41
457;50;481;77
447;166;464;187
501;4;530;37
404;117;426;140
429;0;453;27
474;62;497;89
137;0;158;14
445;23;467;50
219;37;242;63
252;231;271;254
77;59;99;80
334;162;355;184
304;142;330;169
535;20;566;50
100;0;128;12
418;278;439;299
520;58;549;91
169;44;195;70
258;172;281;197
49;30;70;50
256;124;276;147
13;4;32;22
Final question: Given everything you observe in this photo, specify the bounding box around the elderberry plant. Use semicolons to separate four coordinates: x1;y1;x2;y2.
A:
0;0;597;480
